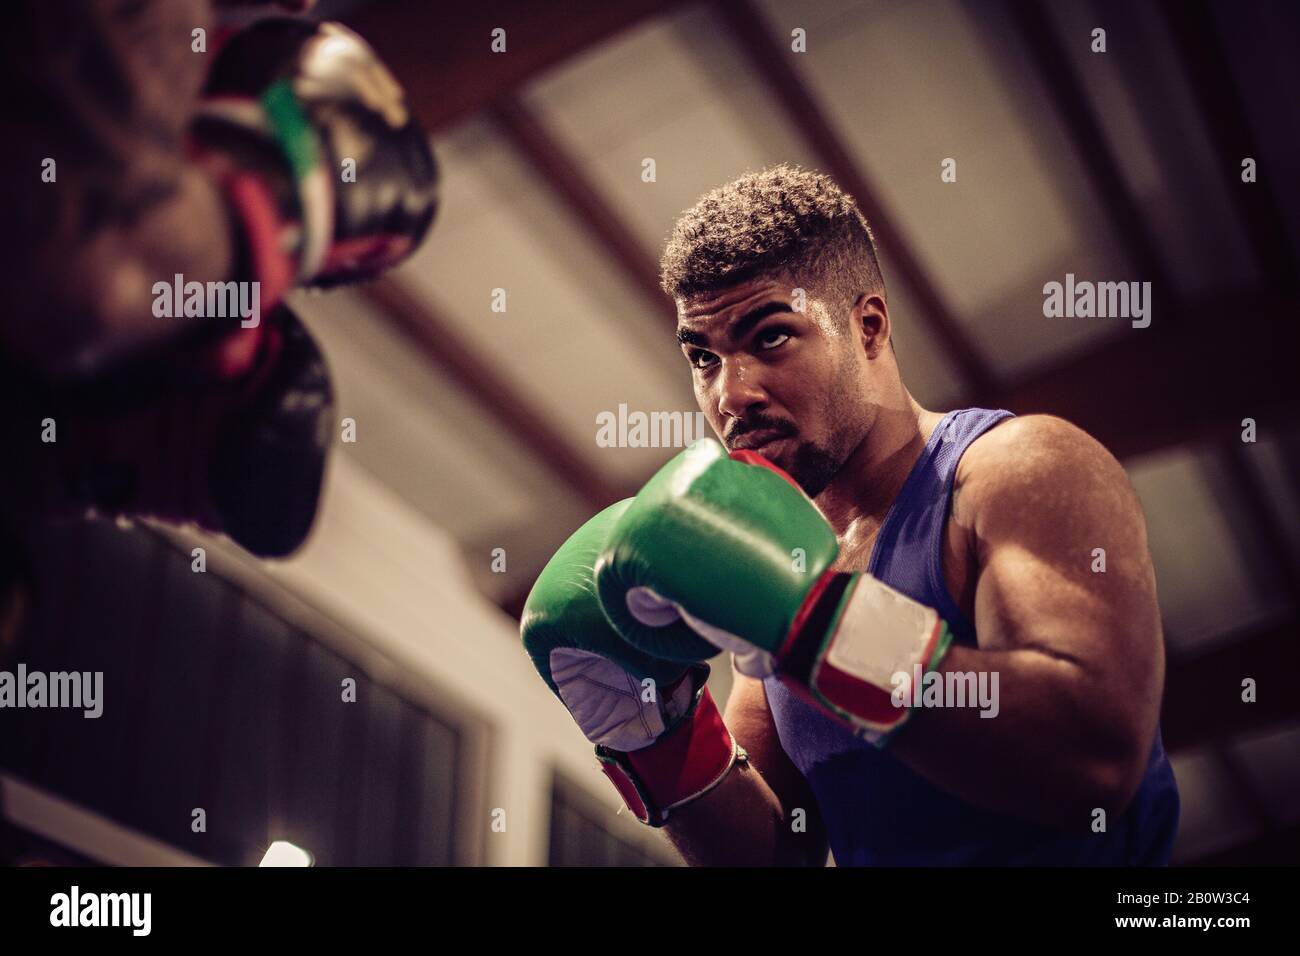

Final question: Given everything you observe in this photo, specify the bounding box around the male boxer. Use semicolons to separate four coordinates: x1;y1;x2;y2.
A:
523;164;1178;865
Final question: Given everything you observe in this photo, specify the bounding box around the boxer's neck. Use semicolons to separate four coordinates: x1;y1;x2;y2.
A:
815;391;941;539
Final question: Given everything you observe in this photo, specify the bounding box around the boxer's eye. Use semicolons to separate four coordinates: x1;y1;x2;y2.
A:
688;349;719;370
757;328;791;350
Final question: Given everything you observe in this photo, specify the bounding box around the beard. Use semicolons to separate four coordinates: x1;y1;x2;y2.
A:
723;354;867;498
781;440;844;498
789;352;874;498
725;413;847;498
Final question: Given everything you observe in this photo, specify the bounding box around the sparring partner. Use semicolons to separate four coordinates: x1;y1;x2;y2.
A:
523;165;1178;865
0;4;438;557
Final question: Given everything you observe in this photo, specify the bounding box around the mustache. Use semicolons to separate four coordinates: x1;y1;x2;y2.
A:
723;414;797;449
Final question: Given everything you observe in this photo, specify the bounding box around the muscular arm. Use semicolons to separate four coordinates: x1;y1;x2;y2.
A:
662;667;829;866
888;415;1165;829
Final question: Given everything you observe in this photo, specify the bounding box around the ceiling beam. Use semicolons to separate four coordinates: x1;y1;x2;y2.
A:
1219;439;1300;602
488;95;674;322
360;280;628;511
1008;0;1175;297
987;291;1299;461
713;0;997;400
1211;744;1280;834
1160;617;1300;753
343;0;689;134
1160;0;1299;295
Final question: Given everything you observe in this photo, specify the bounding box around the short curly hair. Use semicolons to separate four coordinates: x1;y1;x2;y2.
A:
659;164;885;320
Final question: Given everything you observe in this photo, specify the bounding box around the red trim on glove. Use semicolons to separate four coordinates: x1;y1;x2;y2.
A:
729;448;801;489
599;763;650;823
811;614;946;732
223;171;296;309
598;686;737;826
780;568;839;662
189;133;297;312
814;660;908;728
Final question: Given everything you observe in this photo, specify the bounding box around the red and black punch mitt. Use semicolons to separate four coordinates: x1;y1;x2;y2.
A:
0;305;333;559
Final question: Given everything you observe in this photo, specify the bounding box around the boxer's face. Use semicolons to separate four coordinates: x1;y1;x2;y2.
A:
677;275;876;497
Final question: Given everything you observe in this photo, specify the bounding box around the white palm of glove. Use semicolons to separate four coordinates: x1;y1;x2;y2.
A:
624;586;778;679
549;648;696;753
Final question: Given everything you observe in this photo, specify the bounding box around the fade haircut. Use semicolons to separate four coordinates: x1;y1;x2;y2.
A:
659;164;886;325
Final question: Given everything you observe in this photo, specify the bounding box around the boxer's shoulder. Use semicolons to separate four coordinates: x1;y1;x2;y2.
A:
957;414;1116;487
953;414;1134;539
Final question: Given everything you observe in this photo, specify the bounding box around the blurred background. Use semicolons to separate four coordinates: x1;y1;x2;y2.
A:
1;0;1297;866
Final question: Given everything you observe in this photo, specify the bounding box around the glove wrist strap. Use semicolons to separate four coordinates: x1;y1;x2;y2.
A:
595;685;743;827
784;572;955;747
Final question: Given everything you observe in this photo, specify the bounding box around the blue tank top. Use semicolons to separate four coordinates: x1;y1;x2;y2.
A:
764;408;1180;865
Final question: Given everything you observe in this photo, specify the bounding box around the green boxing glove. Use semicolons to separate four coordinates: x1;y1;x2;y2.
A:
521;500;744;825
595;440;953;744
